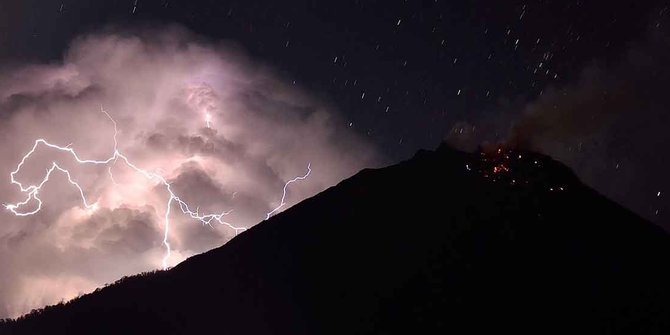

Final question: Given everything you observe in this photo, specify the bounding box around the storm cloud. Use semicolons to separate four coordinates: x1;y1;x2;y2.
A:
0;26;379;318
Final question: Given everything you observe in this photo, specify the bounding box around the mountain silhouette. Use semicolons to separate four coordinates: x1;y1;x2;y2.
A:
2;144;669;334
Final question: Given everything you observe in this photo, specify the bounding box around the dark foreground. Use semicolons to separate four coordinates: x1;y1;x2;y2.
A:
2;144;669;334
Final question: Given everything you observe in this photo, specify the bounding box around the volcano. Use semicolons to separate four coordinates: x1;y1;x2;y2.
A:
2;144;669;334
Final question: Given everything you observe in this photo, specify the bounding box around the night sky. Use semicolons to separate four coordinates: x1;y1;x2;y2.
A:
6;0;666;220
0;1;661;149
0;0;669;317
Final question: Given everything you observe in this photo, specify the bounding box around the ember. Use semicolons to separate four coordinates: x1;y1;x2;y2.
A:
493;164;510;174
467;146;572;193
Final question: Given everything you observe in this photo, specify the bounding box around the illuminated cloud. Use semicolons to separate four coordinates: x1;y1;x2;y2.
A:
0;26;379;318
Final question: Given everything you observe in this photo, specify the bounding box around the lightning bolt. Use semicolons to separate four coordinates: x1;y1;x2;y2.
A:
266;163;311;220
4;106;311;270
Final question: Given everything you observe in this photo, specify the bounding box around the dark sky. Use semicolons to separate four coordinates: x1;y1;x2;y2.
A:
0;0;668;226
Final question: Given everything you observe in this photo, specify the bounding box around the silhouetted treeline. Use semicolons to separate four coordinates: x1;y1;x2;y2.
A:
2;270;166;324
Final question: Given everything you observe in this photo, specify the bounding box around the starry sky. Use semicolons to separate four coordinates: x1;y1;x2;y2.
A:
0;0;669;317
5;0;666;220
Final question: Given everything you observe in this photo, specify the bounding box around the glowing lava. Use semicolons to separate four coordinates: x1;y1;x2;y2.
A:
469;146;568;192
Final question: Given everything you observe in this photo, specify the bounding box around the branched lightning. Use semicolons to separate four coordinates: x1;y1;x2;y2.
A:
266;163;311;220
4;106;311;270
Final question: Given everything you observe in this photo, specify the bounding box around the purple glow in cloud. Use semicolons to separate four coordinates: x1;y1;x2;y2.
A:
0;27;378;318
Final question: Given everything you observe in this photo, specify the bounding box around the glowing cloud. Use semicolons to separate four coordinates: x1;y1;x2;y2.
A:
0;27;378;318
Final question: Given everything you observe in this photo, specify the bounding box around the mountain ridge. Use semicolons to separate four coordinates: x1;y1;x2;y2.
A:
2;143;669;334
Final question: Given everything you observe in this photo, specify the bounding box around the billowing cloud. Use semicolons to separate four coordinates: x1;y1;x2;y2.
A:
0;26;379;318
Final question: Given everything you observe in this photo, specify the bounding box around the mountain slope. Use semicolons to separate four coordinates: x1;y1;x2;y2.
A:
2;144;669;334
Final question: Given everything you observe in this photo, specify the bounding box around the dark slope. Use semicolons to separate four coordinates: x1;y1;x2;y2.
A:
2;144;669;334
